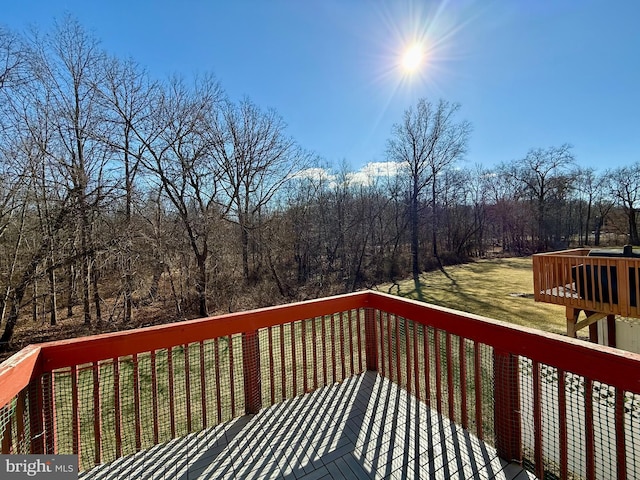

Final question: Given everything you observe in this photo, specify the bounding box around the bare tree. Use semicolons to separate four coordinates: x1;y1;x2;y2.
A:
504;144;574;251
608;162;640;245
387;99;470;285
213;98;304;284
99;57;155;323
25;17;112;325
134;75;224;316
0;27;27;90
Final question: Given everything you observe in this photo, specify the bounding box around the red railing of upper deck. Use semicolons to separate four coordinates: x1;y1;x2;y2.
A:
1;291;639;479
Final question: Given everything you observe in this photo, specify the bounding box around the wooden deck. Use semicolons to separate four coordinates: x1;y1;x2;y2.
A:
81;372;536;480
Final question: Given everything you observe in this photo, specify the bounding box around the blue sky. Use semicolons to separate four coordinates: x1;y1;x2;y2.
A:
3;0;639;172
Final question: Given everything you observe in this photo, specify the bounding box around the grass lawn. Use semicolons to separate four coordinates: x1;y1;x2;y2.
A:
376;257;571;336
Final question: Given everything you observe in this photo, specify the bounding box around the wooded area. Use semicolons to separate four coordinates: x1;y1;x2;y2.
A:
0;18;637;350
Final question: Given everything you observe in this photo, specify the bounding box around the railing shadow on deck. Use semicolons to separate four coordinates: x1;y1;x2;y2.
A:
79;371;522;479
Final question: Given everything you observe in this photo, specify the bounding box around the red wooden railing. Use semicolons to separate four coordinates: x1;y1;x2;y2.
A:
1;291;639;479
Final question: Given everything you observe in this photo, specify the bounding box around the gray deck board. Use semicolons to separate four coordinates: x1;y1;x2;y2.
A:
81;372;536;480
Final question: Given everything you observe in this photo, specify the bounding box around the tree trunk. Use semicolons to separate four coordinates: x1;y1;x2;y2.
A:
410;181;420;284
196;255;208;317
92;260;102;326
594;217;603;246
80;220;92;326
584;199;592;246
0;206;69;351
48;262;57;326
241;225;250;283
67;262;75;318
431;174;444;271
32;274;38;324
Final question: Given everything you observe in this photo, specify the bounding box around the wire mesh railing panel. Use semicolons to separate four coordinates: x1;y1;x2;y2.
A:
260;309;366;408
41;333;248;472
592;381;617;479
625;392;640;479
517;357;640;480
373;312;497;447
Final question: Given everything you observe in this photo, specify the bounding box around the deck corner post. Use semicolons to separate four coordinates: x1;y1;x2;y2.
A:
242;330;262;414
493;349;522;464
364;307;378;371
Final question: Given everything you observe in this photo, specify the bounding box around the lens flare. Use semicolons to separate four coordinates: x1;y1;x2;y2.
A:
401;44;424;73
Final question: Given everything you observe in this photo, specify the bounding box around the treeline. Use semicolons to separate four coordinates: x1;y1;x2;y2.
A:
0;19;637;349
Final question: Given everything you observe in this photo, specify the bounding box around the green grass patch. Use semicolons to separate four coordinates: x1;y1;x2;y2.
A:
379;257;568;335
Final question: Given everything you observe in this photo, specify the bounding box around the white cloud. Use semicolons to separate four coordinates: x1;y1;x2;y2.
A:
347;161;405;186
289;167;336;183
290;161;405;189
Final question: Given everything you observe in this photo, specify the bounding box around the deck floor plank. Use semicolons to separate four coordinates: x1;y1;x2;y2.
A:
80;372;536;480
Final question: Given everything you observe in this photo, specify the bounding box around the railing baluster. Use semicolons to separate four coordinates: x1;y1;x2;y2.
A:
585;378;595;480
378;311;385;376
184;345;191;432
435;329;442;414
387;313;393;381
348;310;355;376
424;325;431;407
150;351;159;444
280;325;287;399
302;319;308;393
446;333;454;421
71;366;80;464
330;314;337;383
214;339;222;423
460;338;468;429
363;308;377;372
321;317;328;386
356;308;363;371
533;360;543;479
229;336;236;418
405;318;411;395
92;362;101;464
113;359;122;458
167;348;175;438
340;312;346;380
133;354;142;450
616;387;627;480
291;322;297;395
199;341;207;428
558;368;567;480
312;318;318;389
413;321;420;401
474;341;482;440
268;326;275;404
395;314;401;386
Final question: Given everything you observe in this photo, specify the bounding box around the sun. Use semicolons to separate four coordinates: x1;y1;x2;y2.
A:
401;44;424;73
